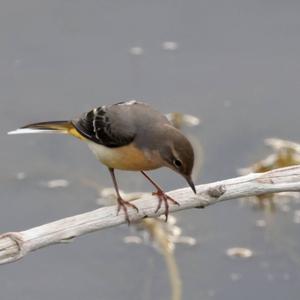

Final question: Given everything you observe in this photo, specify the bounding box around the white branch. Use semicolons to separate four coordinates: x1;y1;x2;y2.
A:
1;165;300;265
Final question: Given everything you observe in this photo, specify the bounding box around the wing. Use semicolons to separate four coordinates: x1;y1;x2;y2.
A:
72;105;136;148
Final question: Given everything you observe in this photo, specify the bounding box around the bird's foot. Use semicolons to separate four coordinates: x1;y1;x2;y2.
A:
117;197;139;224
153;189;180;222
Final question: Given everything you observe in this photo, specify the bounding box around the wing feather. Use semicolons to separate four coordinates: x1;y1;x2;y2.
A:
72;104;135;147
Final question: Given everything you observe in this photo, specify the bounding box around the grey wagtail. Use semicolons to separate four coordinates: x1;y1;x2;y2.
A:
8;100;196;222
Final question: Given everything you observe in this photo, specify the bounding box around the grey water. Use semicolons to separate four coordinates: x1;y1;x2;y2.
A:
0;1;300;299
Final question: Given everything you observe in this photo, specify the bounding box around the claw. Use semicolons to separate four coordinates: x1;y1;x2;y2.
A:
153;189;180;222
116;197;139;224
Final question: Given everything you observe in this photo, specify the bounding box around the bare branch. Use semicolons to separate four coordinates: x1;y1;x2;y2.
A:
1;165;300;265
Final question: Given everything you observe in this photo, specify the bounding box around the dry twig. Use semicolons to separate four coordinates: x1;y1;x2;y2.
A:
1;165;300;265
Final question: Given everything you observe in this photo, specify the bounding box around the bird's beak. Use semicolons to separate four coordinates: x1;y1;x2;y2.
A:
185;176;196;194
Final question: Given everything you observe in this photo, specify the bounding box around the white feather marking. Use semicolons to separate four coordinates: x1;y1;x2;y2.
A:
119;100;138;106
7;128;58;135
92;108;99;138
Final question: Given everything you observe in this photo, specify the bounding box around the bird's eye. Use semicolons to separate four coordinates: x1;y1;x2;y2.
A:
173;159;182;168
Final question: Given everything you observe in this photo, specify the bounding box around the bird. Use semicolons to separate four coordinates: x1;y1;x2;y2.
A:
8;100;196;222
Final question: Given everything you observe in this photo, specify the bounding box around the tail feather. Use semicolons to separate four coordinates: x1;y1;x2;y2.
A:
8;121;85;140
22;120;72;131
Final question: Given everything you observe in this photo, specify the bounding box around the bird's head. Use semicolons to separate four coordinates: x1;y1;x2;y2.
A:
159;126;196;193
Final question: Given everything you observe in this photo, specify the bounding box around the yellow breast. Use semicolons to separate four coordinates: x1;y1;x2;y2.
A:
88;142;163;171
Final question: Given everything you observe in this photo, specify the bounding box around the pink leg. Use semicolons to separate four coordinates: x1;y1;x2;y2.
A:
141;171;179;221
109;168;138;224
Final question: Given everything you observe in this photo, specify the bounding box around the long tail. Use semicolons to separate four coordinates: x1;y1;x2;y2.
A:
8;121;85;140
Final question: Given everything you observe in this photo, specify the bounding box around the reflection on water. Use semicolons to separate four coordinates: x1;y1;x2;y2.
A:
238;138;300;289
226;247;254;259
240;138;300;211
123;213;196;300
42;179;70;189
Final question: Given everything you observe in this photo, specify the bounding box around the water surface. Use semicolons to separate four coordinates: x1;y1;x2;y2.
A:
0;1;300;299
